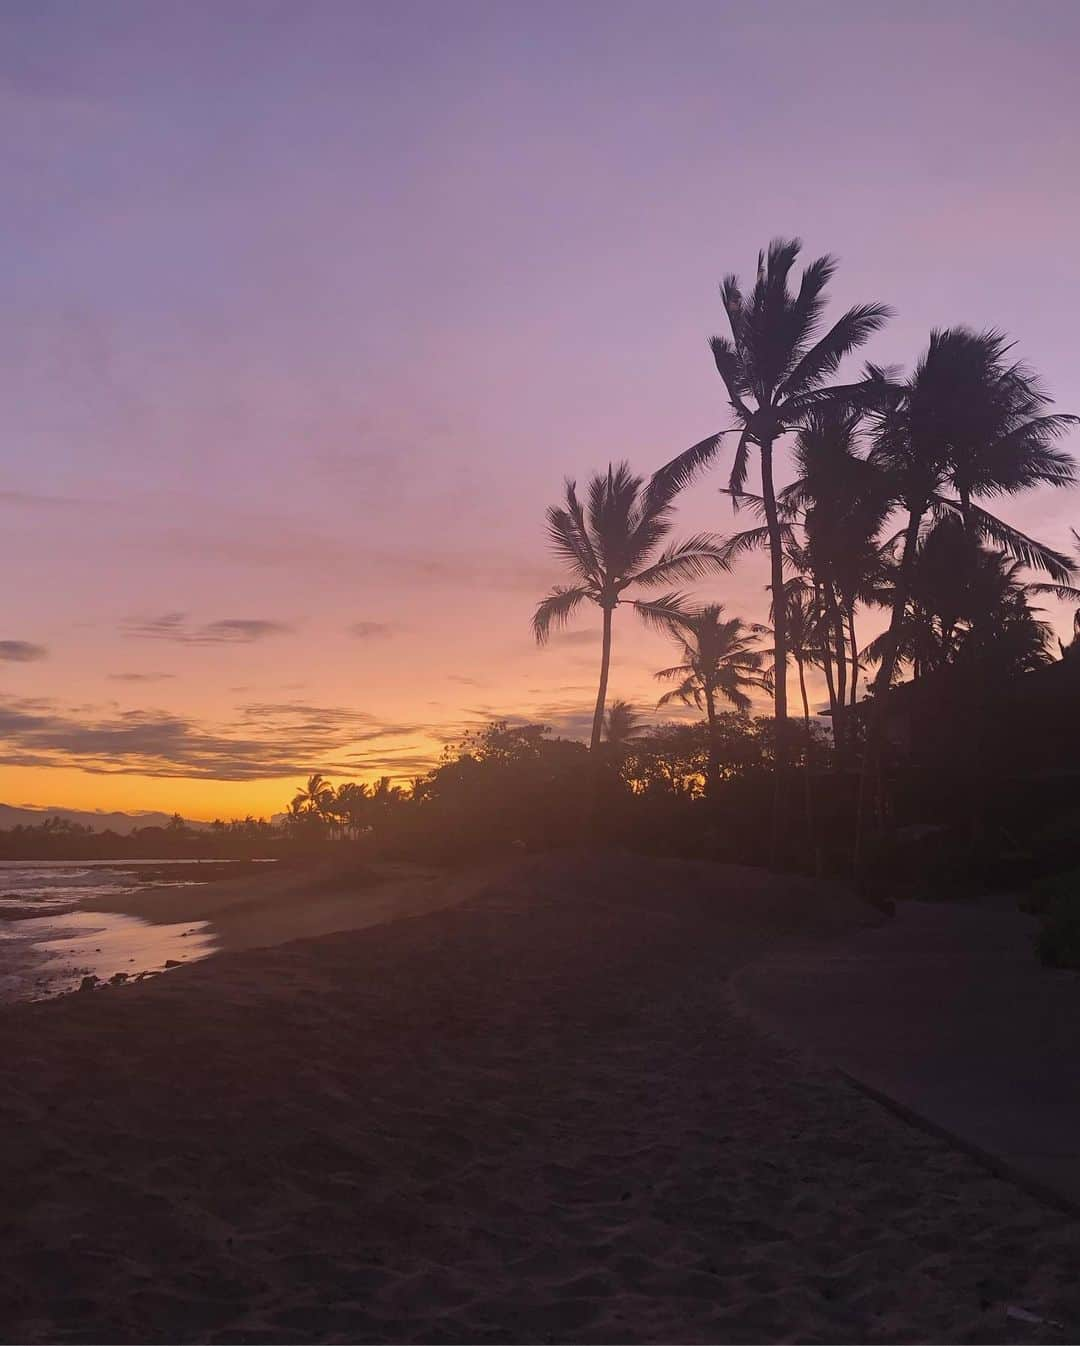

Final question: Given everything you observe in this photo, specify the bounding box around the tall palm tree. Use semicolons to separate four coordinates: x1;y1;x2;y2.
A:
533;462;730;752
865;327;1076;699
658;239;890;853
854;328;1077;871
654;604;766;796
783;406;894;734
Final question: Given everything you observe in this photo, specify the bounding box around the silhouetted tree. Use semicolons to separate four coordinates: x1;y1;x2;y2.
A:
533;462;729;753
653;605;766;796
658;238;890;855
865;327;1076;697
603;699;646;754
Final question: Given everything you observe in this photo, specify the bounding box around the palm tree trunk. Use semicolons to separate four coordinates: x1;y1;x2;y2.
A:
704;685;720;799
816;582;841;754
830;593;847;754
798;656;811;729
847;607;860;707
833;605;847;716
854;505;924;880
797;654;821;875
874;507;924;696
955;485;986;847
759;435;789;865
590;603;614;754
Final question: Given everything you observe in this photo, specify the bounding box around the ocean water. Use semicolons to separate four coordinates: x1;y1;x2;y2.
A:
0;859;207;916
0;860;255;1001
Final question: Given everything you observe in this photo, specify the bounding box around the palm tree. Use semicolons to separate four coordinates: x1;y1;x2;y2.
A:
864;518;1061;683
334;781;370;840
291;773;335;821
658;239;890;852
533;462;730;753
603;699;645;754
370;776;404;806
865;327;1076;697
654;604;766;796
783;405;894;739
854;329;1077;871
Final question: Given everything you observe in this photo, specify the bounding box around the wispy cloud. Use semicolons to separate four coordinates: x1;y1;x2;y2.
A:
0;695;430;781
108;672;175;683
348;621;396;640
549;628;597;647
122;613;294;644
0;490;86;509
0;641;47;662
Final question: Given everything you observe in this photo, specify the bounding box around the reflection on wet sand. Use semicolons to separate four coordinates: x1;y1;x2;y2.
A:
2;911;216;1000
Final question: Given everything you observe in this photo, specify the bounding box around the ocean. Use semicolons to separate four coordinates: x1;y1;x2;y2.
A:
0;859;262;1002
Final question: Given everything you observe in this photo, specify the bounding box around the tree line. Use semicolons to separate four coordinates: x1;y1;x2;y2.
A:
533;237;1078;874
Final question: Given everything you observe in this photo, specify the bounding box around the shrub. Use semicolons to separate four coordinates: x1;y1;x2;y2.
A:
1035;888;1080;969
1021;866;1080;915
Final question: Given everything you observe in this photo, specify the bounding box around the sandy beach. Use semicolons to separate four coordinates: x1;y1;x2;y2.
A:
2;852;1079;1343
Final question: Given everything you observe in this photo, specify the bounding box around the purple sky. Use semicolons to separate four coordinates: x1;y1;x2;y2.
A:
2;0;1078;817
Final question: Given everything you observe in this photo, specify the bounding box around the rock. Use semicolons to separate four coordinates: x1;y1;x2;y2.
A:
78;975;99;992
164;959;182;968
109;972;128;984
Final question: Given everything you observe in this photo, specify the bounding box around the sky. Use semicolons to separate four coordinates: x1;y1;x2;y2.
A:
1;0;1079;820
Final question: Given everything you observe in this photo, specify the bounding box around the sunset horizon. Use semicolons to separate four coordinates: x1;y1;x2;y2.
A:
5;2;1080;821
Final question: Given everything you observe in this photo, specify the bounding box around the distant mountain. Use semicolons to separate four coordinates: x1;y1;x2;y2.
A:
0;804;208;834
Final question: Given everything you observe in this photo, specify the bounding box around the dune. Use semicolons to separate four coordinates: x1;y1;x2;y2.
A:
2;852;1078;1343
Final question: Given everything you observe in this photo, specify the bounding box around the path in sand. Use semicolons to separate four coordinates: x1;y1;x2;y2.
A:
734;897;1080;1209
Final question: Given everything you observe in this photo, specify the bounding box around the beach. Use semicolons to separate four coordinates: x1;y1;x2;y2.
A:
2;852;1078;1343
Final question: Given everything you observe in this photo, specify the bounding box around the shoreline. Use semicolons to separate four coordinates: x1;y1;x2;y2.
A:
1;859;503;1002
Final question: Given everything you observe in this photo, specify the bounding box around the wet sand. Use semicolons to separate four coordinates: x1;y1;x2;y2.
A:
2;852;1079;1343
1;860;490;1000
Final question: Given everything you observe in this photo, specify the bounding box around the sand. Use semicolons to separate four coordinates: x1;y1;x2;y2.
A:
2;851;1078;1343
82;858;514;953
0;860;496;1000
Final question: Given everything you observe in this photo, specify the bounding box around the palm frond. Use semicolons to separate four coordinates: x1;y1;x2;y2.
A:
716;525;772;566
629;533;731;588
932;495;1076;582
779;303;893;398
656;677;701;711
727;427;752;496
653;663;694;682
532;585;593;644
630;592;693;633
650;430;725;502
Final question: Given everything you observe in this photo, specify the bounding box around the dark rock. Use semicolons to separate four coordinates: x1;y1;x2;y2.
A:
164;959;182;968
109;972;128;984
78;975;99;992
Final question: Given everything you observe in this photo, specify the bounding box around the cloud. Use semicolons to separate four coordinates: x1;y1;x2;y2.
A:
0;641;47;662
446;674;485;687
0;695;433;782
0;490;85;509
108;672;175;683
549;628;597;647
348;621;396;640
122;613;294;644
